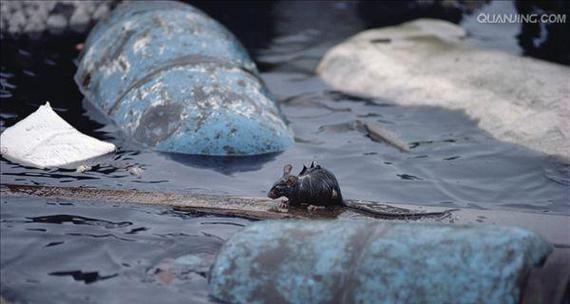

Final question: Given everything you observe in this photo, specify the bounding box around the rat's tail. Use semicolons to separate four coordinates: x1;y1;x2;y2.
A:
343;200;456;219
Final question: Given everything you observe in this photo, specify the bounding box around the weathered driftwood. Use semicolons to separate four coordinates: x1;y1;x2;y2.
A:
357;120;410;152
3;183;569;248
1;184;452;221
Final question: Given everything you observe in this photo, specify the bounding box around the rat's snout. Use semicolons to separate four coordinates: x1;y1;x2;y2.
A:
267;189;278;199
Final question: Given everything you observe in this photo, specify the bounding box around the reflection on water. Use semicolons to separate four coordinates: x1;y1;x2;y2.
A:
27;214;133;228
164;152;279;176
48;270;119;285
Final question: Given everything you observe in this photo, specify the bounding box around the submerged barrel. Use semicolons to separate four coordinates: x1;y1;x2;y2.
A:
75;1;293;155
209;221;552;304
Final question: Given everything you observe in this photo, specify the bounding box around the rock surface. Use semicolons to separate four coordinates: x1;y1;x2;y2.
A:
209;220;552;304
317;19;570;159
76;1;293;155
0;1;117;37
0;102;115;169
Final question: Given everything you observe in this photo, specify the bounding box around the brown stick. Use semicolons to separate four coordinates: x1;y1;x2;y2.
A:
1;184;303;220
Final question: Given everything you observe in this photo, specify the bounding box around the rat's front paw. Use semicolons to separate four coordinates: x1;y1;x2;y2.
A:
278;198;289;209
307;205;325;212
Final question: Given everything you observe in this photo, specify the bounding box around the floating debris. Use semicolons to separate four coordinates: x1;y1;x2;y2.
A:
75;164;92;173
0;102;115;169
127;166;144;177
210;221;552;303
357;120;410;152
75;1;293;155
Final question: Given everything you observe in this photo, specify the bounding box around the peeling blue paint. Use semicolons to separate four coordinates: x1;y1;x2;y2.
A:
76;1;293;155
209;221;552;304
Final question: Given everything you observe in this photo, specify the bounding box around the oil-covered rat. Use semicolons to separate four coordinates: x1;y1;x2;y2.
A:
268;161;343;209
268;162;453;218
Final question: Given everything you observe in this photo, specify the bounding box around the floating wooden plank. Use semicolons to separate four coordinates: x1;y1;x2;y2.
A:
1;184;453;221
2;184;568;248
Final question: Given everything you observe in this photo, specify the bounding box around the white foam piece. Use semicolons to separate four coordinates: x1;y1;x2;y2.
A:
0;102;115;169
317;19;570;159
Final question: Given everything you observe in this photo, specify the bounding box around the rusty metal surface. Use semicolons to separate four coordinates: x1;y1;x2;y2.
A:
521;248;570;304
75;1;293;155
209;220;553;304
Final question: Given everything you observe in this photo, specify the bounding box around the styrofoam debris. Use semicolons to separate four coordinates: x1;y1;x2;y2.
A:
318;19;570;159
76;164;92;173
128;166;144;177
0;102;115;169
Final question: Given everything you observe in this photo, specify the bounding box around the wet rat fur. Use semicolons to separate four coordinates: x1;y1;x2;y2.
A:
268;161;342;208
268;162;456;218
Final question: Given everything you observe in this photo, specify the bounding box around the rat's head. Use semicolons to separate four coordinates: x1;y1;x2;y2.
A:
267;164;299;199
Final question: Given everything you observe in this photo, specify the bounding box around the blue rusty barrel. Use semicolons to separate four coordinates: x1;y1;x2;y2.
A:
75;1;293;155
209;221;552;304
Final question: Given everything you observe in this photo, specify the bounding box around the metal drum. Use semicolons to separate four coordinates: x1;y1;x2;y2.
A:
209;220;552;304
76;1;293;155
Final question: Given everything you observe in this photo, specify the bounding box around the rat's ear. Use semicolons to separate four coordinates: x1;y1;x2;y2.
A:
283;164;292;176
286;175;298;186
300;165;308;175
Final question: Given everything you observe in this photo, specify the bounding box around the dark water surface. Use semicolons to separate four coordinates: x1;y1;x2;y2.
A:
1;1;569;303
1;195;248;303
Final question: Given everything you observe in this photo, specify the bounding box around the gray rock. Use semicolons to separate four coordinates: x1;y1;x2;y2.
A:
23;20;45;39
92;3;110;20
8;10;26;34
317;19;570;159
69;10;90;33
46;14;67;34
0;0;117;37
